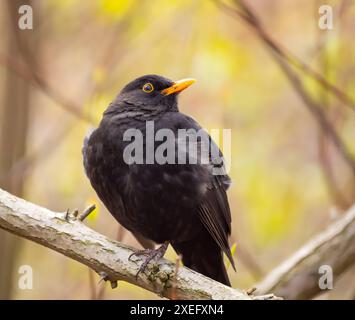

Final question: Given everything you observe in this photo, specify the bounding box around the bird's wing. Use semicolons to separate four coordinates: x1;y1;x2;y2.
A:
198;136;235;270
197;175;235;270
175;114;235;270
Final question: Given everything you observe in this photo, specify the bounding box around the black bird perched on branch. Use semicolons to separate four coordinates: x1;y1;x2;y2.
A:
83;75;235;286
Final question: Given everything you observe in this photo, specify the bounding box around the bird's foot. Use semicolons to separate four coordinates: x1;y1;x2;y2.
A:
128;241;169;278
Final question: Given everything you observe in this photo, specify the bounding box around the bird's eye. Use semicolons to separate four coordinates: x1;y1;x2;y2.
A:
142;83;154;93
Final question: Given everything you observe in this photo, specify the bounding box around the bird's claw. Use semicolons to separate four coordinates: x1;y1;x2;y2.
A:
129;242;168;278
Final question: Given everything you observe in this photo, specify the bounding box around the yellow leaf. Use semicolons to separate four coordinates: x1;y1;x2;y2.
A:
100;0;133;17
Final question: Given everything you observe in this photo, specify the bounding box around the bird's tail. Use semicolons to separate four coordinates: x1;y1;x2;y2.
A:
172;231;231;286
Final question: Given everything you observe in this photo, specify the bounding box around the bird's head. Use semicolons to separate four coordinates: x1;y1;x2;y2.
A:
114;74;196;112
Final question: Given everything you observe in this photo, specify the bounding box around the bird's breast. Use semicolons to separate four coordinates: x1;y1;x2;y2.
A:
84;116;210;243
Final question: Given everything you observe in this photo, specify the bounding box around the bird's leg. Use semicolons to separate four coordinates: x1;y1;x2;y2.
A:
128;241;169;278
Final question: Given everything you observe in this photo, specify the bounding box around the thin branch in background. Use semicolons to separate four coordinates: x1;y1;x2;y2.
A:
88;268;96;300
313;4;354;209
0;16;126;182
0;13;139;300
116;224;126;242
0;14;134;186
96;281;106;300
338;0;352;19
1;3;194;195
236;244;264;279
256;203;355;299
240;0;355;113
88;267;106;300
274;44;355;174
103;5;196;93
214;0;355;113
215;0;355;176
229;236;264;280
0;121;76;188
318;131;351;208
308;0;350;60
2;5;94;125
82;10;137;111
0;53;94;124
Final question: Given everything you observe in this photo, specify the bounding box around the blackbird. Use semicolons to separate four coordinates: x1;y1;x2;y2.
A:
83;75;235;286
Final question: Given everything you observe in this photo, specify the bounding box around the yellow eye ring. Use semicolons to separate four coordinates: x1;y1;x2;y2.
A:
142;82;154;93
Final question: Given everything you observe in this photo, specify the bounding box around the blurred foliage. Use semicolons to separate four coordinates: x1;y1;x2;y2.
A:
0;0;354;299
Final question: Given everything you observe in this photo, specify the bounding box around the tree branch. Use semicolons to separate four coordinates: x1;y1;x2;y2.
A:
0;188;278;300
255;204;355;299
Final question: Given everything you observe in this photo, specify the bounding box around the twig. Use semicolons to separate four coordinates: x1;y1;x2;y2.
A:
78;204;96;222
1;121;76;185
230;238;264;279
246;287;257;295
65;209;70;222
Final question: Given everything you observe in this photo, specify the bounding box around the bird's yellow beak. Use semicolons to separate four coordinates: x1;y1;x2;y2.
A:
161;78;196;96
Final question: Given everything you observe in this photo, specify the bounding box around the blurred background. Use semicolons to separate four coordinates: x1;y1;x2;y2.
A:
0;0;354;299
